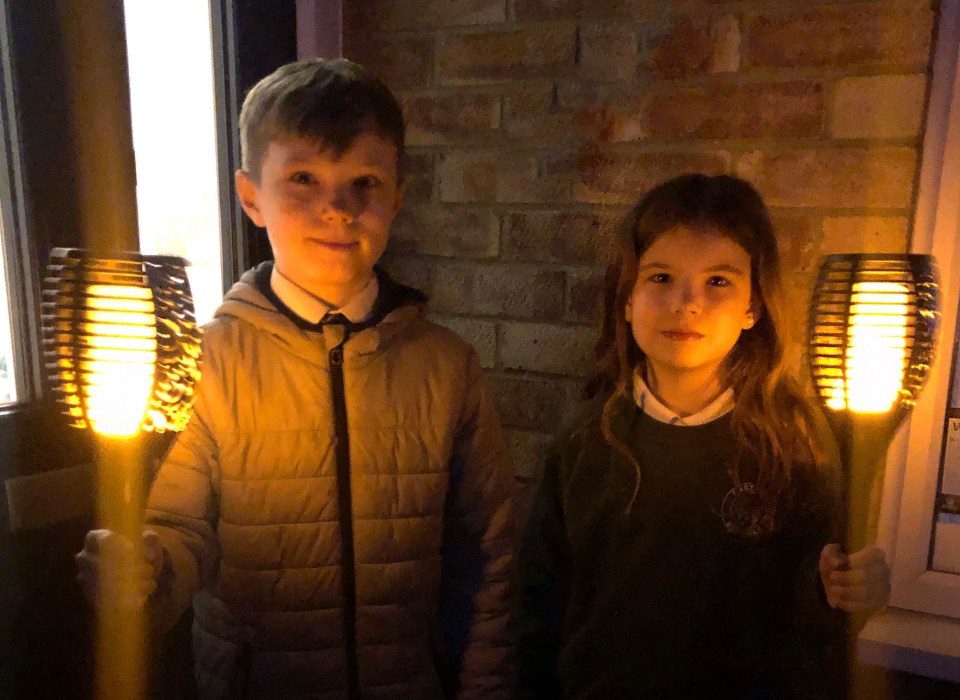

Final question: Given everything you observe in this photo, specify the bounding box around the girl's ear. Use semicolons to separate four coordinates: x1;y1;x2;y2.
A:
742;307;760;329
624;298;633;322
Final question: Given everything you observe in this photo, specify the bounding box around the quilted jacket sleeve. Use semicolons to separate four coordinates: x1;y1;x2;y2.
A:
144;372;221;633
440;350;517;699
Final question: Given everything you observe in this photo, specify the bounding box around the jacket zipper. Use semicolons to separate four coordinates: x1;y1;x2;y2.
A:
330;340;360;700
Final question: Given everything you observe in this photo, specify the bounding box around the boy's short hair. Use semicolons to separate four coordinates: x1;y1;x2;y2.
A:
239;58;405;181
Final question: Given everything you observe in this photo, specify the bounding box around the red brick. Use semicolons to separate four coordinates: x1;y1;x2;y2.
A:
556;84;650;143
402;153;434;201
346;0;505;30
574;93;647;144
432;315;498;368
646;13;740;79
556;81;630;110
402;93;500;146
377;254;432;293
736;148;917;208
503;85;580;147
502;211;621;265
772;215;908;329
831;74;927;139
540;151;580;177
746;2;933;69
474;267;566;320
390;205;499;258
567;269;607;323
497;155;572;204
438;151;499;202
490;374;568;432
574;149;731;205
645;81;824;139
500;321;597;376
438;151;568;204
425;262;566;321
820;216;909;254
769;210;821;275
438;26;576;83
343;35;433;91
579;23;640;81
515;0;660;21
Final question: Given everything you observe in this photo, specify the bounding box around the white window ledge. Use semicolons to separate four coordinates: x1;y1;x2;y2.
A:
859;608;960;683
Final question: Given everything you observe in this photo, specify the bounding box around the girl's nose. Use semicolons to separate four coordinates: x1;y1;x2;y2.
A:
672;282;702;314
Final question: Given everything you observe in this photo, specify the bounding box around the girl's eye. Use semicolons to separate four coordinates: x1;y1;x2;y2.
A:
290;171;314;185
707;275;731;288
648;272;671;284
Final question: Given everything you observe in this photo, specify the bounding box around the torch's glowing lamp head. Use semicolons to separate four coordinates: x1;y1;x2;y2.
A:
808;254;939;422
42;248;202;438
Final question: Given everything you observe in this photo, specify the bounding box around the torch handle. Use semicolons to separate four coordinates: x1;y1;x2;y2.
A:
93;435;150;700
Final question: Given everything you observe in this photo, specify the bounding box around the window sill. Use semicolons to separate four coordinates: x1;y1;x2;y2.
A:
859;608;960;683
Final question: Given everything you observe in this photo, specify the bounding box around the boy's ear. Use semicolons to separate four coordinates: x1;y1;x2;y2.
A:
235;170;266;228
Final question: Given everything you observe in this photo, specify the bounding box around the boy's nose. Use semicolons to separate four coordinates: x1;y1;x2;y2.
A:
319;191;355;224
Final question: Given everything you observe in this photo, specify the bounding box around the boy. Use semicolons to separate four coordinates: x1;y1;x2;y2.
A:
77;58;516;699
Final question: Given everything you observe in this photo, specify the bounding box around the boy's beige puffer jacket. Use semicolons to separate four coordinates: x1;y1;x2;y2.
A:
145;264;516;700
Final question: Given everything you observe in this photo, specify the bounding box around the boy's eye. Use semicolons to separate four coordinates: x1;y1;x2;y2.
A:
289;171;314;185
353;175;381;189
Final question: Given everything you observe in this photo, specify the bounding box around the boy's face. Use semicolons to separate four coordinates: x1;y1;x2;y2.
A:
235;131;404;305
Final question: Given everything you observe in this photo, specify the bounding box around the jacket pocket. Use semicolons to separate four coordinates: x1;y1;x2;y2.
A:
191;589;256;699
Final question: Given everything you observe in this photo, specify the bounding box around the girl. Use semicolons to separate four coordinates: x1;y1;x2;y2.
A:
519;174;890;699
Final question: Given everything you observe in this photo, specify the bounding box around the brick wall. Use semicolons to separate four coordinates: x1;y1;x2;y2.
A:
343;0;936;497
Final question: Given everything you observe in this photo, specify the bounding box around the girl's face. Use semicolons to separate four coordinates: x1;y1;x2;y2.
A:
626;223;757;387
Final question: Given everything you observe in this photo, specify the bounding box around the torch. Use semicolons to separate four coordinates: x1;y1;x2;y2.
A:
41;247;201;700
807;253;940;553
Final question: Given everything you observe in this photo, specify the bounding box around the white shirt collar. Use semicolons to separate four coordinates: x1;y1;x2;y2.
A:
632;369;734;426
270;267;379;324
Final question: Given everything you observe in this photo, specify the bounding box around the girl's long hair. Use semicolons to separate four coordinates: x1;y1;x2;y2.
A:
590;174;827;525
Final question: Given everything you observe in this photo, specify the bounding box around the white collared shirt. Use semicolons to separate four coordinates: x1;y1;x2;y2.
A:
632;369;735;426
270;268;379;324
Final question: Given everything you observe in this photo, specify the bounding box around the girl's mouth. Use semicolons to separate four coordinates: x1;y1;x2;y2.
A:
662;330;704;341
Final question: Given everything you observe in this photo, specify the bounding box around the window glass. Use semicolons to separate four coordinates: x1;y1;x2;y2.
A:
931;300;960;574
0;211;15;404
123;2;223;325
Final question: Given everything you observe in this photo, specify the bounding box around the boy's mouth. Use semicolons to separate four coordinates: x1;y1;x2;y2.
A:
308;238;358;251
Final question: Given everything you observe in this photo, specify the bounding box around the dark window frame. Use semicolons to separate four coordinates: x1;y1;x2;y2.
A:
0;0;42;408
0;2;296;696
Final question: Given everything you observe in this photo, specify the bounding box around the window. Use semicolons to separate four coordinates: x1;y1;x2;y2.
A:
123;2;224;325
0;5;295;694
0;204;14;404
0;0;37;410
884;0;960;617
860;0;960;682
930;308;960;575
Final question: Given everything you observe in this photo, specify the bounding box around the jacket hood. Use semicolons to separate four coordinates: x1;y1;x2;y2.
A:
211;262;428;367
